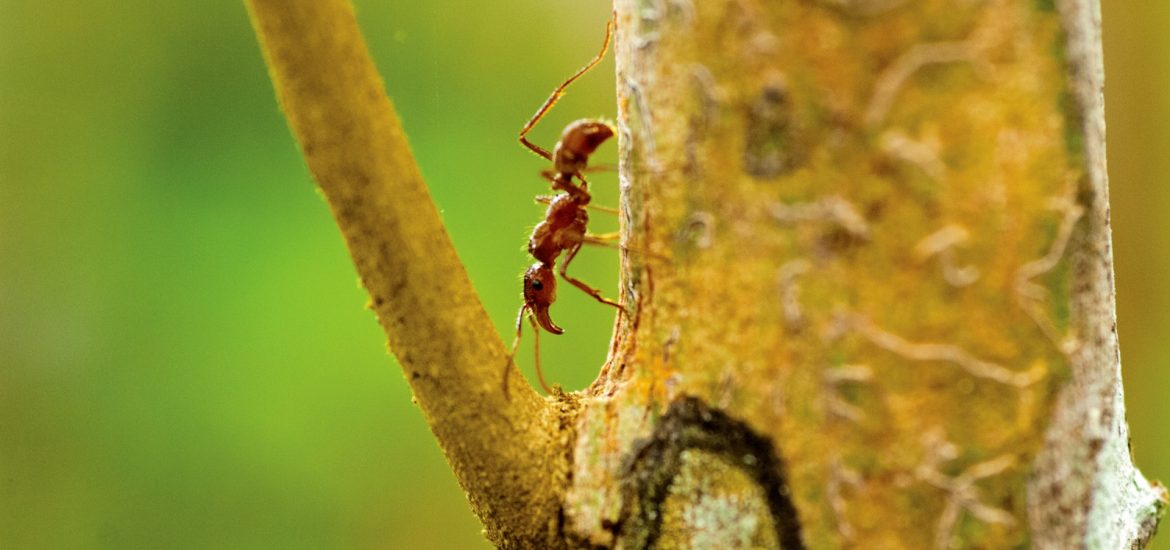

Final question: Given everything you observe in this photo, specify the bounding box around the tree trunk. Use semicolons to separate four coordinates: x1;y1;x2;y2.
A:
247;0;1165;548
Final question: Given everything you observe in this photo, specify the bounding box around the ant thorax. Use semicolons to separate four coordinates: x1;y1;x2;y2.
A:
529;194;589;265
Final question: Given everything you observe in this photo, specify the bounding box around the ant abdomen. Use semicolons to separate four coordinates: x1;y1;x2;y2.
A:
553;120;615;176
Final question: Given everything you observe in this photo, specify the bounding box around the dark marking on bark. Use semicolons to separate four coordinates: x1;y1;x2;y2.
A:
634;0;663;50
615;396;805;549
743;79;803;180
818;225;868;257
674;211;715;258
1033;0;1056;12
684;65;721;177
661;327;681;365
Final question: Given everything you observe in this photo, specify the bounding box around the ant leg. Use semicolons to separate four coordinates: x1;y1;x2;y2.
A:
534;195;555;205
559;244;625;313
582;163;618;173
567;170;618;213
581;235;624;253
587;204;620;215
574;165;621;190
518;19;614;159
529;314;552;394
583;235;670;262
503;305;529;398
521;138;553;162
540;170;579;195
504;306;554;396
585;232;621;244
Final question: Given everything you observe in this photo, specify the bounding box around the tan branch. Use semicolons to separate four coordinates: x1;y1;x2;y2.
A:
245;1;567;546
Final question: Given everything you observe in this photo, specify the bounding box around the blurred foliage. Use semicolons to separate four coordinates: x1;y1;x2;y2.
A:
0;1;1164;548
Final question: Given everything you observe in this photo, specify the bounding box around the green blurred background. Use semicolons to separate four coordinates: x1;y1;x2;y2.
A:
0;1;1165;548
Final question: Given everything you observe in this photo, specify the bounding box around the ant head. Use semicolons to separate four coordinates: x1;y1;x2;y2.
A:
554;119;615;175
523;263;563;334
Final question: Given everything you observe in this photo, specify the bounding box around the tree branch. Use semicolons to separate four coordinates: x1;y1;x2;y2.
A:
1027;0;1168;546
245;1;571;546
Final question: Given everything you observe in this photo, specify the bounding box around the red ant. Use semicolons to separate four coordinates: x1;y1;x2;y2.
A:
504;19;625;395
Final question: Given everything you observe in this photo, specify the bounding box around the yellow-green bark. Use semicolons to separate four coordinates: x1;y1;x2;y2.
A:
247;0;1165;547
612;0;1073;545
555;0;1163;547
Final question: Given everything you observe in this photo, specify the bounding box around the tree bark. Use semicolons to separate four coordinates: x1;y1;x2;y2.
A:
248;0;1166;547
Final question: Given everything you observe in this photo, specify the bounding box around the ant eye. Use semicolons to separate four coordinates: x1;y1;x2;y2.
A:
531;280;544;291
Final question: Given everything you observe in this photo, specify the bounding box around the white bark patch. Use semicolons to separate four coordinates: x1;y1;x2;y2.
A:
657;449;777;550
1027;1;1166;547
1084;385;1168;548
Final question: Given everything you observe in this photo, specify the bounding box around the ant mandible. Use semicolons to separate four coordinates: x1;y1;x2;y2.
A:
504;18;625;395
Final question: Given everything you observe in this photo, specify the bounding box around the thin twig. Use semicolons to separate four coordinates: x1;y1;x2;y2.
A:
245;1;562;545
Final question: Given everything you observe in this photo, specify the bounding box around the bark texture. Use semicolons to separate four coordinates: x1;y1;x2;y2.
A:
562;0;1165;547
248;0;1166;547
